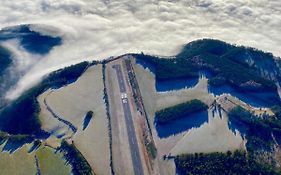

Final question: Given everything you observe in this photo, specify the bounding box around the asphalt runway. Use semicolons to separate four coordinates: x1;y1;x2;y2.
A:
112;64;144;175
112;64;126;93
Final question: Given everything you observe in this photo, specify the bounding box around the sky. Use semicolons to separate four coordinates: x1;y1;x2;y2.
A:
1;0;281;99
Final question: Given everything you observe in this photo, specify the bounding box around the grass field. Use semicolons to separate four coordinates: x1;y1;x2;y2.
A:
38;64;110;175
0;143;71;175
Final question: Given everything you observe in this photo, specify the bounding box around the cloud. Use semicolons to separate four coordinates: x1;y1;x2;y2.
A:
0;0;280;99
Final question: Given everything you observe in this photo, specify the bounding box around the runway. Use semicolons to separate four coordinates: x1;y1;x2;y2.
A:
112;64;144;175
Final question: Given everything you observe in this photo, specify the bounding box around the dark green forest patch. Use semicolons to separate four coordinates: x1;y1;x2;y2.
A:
175;151;280;175
155;99;208;124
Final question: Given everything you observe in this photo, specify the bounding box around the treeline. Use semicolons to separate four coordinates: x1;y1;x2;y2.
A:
0;45;12;74
155;99;208;124
133;54;198;80
102;63;115;175
175;150;280;175
0;131;33;146
177;39;277;92
0;61;95;135
198;52;276;91
228;106;281;152
58;140;93;175
134;39;279;94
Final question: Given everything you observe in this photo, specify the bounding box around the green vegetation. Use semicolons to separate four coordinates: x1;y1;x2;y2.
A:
8;134;32;143
135;39;279;92
36;146;72;175
228;106;281;152
272;105;281;120
0;131;9;144
0;45;12;74
155;99;208;124
58;140;93;175
175;151;280;175
0;131;9;139
133;54;197;80
0;94;42;135
145;140;157;159
197;53;275;91
0;61;94;135
0;132;32;143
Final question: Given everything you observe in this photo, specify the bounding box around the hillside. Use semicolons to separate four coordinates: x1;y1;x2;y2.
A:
0;39;281;175
135;39;280;93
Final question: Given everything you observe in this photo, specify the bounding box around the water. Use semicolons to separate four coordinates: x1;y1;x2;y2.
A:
155;111;208;138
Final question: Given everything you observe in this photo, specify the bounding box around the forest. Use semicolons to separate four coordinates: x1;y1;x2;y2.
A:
58;140;93;175
133;53;198;80
134;39;279;93
155;99;208;124
175;150;280;175
0;45;12;74
228;106;281;152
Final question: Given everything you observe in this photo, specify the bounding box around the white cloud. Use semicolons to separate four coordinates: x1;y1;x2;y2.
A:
0;0;281;99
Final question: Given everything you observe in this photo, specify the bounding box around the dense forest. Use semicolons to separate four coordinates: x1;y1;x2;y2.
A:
0;45;12;74
155;99;208;124
134;39;280;94
133;54;197;80
58;140;93;175
0;61;95;135
228;106;281;152
175;151;280;175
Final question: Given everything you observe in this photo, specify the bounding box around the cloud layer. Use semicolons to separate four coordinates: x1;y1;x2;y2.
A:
1;0;281;99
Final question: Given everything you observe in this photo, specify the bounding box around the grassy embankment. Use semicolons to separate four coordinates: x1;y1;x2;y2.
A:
155;99;208;124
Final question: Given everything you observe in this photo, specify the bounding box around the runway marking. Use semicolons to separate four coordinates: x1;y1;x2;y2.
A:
113;64;144;175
